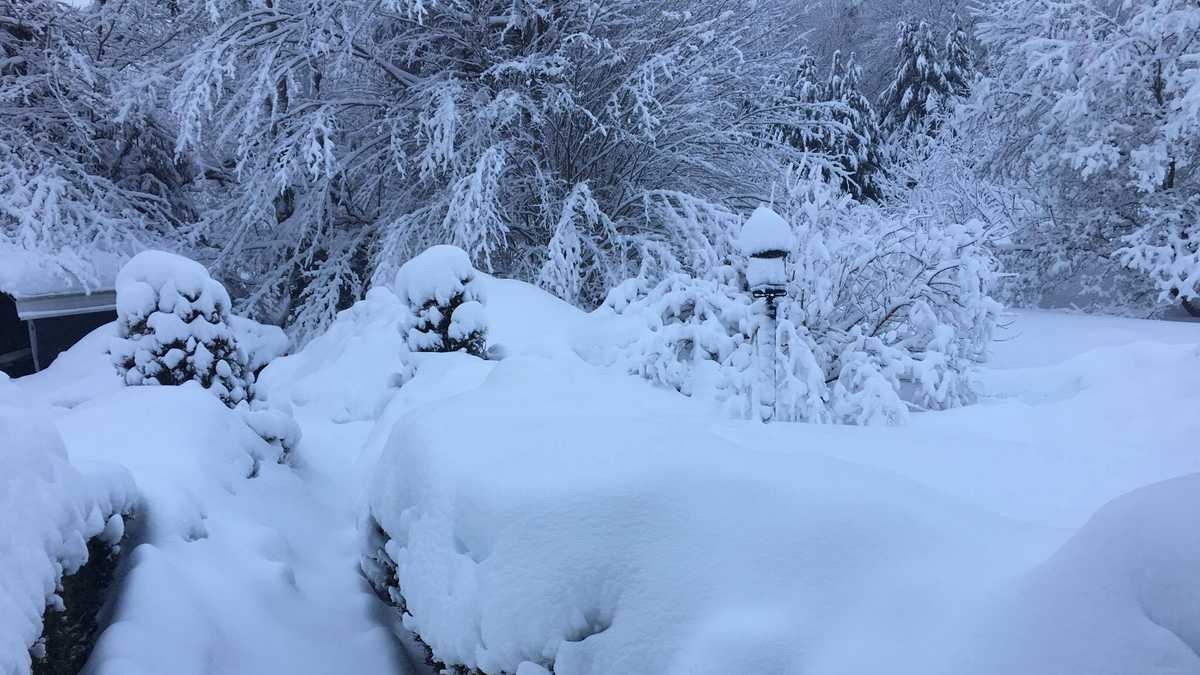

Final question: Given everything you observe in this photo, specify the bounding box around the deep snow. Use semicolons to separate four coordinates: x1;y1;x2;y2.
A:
2;276;1197;675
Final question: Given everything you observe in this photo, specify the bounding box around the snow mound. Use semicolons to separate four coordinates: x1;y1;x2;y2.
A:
0;407;136;675
949;474;1200;675
364;356;1057;675
256;287;411;423
58;385;280;540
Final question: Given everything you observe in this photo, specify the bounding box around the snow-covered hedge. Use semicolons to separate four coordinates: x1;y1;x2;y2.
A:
395;246;488;358
605;174;1000;424
0;407;136;675
359;355;1200;675
108;250;253;407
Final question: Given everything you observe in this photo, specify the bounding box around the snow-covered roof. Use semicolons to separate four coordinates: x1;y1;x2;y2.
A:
13;291;117;321
738;206;794;256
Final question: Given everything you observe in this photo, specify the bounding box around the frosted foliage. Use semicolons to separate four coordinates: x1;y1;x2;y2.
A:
609;175;999;425
604;271;761;419
108;251;253;407
395;246;488;357
0;1;190;292
163;0;835;338
973;0;1200;314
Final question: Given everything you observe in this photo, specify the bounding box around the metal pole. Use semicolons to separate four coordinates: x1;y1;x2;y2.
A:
27;319;40;372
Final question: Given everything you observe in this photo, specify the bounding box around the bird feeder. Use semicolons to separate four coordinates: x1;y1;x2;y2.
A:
739;206;793;311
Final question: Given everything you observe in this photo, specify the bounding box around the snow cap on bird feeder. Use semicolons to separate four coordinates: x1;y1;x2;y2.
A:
740;206;793;298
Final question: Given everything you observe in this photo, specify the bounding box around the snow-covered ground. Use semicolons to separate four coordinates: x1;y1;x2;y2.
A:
2;278;1197;675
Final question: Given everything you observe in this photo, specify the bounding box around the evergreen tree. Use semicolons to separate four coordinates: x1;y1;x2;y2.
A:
395;246;488;358
943;19;975;98
109;251;254;408
774;51;885;202
878;21;954;135
824;52;886;201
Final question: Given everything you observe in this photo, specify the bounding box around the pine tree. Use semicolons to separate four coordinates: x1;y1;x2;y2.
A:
395;246;488;358
943;19;975;98
878;20;954;135
109;251;253;408
824;52;886;202
774;51;885;202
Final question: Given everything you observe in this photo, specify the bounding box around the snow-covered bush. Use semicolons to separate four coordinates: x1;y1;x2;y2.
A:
395;246;488;358
604;269;761;419
607;172;1000;424
229;316;290;376
0;407;136;675
108;250;253;407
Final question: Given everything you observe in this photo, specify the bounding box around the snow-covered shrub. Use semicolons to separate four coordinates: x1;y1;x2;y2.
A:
0;407;136;675
395;246;488;358
239;408;301;466
108;250;253;408
604;269;761;419
229;316;290;376
607;172;1000;424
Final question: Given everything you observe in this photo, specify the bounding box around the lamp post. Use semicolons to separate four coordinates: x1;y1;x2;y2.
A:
740;206;793;422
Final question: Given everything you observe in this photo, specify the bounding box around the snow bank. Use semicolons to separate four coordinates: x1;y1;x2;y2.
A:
57;386;278;540
0;407;136;675
947;474;1200;675
53;384;399;675
364;356;1058;675
256;287;412;424
3;324;122;410
353;284;1200;675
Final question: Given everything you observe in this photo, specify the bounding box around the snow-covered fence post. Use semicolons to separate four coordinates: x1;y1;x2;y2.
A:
740;207;793;423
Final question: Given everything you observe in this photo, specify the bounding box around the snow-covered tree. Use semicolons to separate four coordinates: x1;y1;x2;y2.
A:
162;0;829;339
943;19;975;98
824;52;887;201
0;0;186;288
395;246;488;357
109;251;253;407
972;0;1200;315
772;51;885;202
878;20;955;135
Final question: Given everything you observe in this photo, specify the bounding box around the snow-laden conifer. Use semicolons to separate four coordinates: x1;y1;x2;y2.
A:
395;246;488;357
878;21;955;135
109;251;253;407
